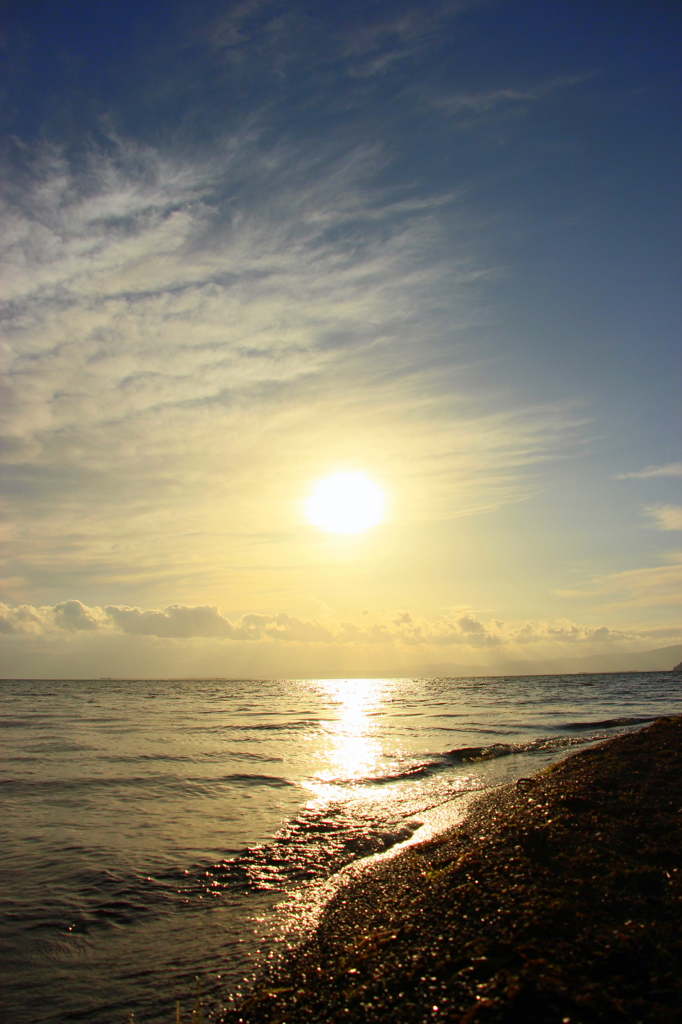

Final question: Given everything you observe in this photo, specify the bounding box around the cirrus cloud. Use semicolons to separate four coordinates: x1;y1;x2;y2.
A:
614;461;682;480
643;505;682;532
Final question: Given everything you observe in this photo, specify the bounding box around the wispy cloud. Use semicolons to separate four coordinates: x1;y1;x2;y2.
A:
643;505;682;532
614;461;682;480
1;132;587;601
432;73;595;118
556;553;682;608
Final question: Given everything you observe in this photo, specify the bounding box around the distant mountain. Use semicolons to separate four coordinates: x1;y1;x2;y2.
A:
374;644;682;679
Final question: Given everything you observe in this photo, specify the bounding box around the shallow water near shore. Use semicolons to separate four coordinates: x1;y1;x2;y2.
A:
1;673;679;1023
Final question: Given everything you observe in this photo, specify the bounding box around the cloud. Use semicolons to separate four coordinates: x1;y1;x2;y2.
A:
2;600;674;653
456;615;485;633
0;132;590;600
0;600;108;635
205;0;482;87
104;605;338;643
556;552;682;608
0;603;47;635
430;73;595;126
643;505;682;532
614;461;682;480
1;137;462;461
105;603;239;639
338;4;474;79
54;599;106;631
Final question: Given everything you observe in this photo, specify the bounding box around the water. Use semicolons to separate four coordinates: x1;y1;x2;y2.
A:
1;673;679;1023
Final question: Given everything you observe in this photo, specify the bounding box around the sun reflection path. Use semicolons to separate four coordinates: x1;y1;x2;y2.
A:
305;677;399;804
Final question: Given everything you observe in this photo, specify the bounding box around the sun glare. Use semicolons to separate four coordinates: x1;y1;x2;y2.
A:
306;472;385;533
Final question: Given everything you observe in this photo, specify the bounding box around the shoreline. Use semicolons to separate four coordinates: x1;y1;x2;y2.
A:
222;717;682;1023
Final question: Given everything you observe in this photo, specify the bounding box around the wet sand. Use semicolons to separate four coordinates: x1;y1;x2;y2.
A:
222;716;682;1023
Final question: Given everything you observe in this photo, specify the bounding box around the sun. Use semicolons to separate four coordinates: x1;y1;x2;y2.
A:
306;472;385;534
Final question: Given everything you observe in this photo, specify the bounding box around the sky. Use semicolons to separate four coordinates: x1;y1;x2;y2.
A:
1;0;680;678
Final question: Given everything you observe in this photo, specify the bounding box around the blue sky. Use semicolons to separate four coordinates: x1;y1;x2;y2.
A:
1;0;680;676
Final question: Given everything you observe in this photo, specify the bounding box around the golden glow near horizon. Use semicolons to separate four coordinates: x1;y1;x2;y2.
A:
305;472;385;533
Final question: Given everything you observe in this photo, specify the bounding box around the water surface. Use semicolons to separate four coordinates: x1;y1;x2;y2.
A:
1;673;679;1023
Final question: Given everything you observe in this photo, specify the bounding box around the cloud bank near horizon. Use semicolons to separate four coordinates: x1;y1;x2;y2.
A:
2;599;679;653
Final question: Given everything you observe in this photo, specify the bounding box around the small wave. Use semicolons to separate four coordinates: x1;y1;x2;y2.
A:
341;763;434;785
444;742;525;762
15;865;181;938
98;753;195;763
325;735;585;787
183;719;319;734
438;719;657;764
99;749;284;764
212;773;294;787
0;772;294;793
0;775;184;792
558;715;660;731
163;806;424;897
331;736;583;786
442;735;583;764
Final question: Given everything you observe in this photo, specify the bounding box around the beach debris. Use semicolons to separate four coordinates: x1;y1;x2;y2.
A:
191;978;203;1023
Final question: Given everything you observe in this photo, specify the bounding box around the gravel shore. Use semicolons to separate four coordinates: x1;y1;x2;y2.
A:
222;716;682;1024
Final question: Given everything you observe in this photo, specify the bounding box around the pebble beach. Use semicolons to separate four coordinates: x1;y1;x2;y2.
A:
222;716;682;1024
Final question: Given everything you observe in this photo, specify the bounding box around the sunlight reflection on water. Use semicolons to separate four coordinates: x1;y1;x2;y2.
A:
316;677;390;777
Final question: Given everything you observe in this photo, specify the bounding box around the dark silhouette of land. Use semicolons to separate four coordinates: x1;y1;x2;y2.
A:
373;643;682;679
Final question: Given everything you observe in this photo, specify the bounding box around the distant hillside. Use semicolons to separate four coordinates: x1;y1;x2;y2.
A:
375;644;682;679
